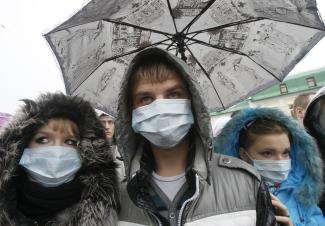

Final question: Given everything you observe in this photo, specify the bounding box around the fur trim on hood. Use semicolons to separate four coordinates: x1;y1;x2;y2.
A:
0;92;119;225
214;107;323;206
115;47;213;180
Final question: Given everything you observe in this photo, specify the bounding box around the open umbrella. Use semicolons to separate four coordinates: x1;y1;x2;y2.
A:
45;0;325;115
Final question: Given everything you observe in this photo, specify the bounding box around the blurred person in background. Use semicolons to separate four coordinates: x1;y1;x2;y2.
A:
304;86;325;214
215;107;325;226
96;109;125;181
96;110;116;145
292;92;315;125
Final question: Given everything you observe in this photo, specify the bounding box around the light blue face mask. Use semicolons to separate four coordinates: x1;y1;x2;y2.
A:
19;146;81;187
132;99;194;149
246;153;291;184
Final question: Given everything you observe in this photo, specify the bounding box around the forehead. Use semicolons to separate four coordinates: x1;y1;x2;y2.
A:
100;116;115;122
131;72;187;94
249;133;290;151
40;118;77;132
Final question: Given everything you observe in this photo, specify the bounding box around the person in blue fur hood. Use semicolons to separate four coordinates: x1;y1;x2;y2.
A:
214;107;325;226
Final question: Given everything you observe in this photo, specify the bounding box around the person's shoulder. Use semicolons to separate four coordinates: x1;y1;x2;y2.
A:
210;153;261;181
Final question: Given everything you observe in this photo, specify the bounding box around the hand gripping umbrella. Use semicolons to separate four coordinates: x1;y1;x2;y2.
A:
45;0;325;115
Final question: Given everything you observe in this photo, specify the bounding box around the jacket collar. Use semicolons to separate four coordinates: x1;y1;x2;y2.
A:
129;135;209;182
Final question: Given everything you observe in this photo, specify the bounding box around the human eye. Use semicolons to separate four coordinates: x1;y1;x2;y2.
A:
261;151;272;158
140;96;153;105
65;138;78;147
283;150;290;158
168;91;181;99
34;136;49;144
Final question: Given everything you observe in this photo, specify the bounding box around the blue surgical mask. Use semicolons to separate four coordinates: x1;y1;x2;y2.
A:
132;99;194;149
19;146;81;187
246;153;291;183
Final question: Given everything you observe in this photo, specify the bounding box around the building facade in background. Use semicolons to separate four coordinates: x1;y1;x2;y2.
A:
211;67;325;122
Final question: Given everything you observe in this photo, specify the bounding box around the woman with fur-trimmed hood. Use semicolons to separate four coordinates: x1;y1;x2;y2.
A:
0;93;119;225
215;107;325;225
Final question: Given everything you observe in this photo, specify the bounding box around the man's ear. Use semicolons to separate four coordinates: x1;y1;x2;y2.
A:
239;147;249;163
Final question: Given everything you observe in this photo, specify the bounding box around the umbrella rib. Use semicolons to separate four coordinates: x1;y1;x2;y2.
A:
166;0;179;33
187;18;262;35
187;37;244;55
181;0;217;34
103;19;173;37
185;33;200;45
166;39;177;50
258;17;325;31
185;17;325;36
185;45;226;110
188;37;282;82
70;38;172;94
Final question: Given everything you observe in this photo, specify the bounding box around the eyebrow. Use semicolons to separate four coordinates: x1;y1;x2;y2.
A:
258;147;290;152
258;148;275;152
33;131;49;136
166;84;187;93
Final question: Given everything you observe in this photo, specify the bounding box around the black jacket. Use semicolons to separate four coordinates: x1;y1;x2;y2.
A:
0;93;119;225
304;86;325;214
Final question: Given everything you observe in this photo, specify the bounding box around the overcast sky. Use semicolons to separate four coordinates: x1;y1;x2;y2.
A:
1;0;325;114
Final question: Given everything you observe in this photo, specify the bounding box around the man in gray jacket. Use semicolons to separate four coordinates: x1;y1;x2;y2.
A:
116;47;277;226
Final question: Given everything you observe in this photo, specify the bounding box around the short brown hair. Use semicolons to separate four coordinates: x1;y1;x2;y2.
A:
239;118;289;149
293;92;315;111
131;60;181;85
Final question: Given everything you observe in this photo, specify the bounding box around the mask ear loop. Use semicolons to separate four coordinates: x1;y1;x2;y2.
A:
239;146;255;165
244;151;256;165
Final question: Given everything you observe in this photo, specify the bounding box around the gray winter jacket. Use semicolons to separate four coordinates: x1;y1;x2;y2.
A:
0;93;119;225
116;47;277;226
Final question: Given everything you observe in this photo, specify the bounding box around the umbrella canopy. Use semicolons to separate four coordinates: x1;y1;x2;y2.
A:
45;0;325;115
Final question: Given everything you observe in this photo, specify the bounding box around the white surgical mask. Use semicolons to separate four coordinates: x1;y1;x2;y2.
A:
19;146;81;187
132;99;194;149
246;153;291;183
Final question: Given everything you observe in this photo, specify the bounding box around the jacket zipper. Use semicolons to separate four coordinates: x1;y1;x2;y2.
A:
149;212;162;226
177;174;200;226
132;171;163;226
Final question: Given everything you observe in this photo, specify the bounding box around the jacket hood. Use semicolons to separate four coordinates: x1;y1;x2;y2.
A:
0;92;118;224
304;86;325;151
214;107;323;206
115;47;213;179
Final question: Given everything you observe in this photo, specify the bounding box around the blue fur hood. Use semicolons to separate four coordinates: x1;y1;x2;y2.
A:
214;107;323;206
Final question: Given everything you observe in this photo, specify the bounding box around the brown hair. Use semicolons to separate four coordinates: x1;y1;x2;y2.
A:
292;92;315;116
131;61;182;85
239;118;289;149
46;118;79;139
